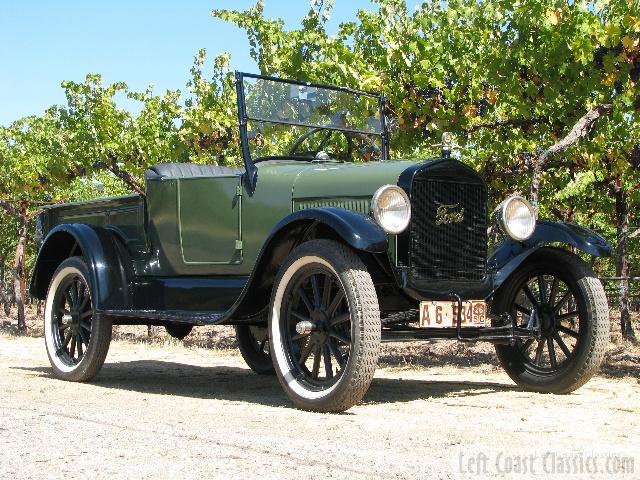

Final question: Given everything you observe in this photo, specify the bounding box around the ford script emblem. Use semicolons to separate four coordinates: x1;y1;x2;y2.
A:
435;203;465;225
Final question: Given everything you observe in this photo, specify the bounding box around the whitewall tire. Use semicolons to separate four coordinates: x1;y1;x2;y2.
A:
269;239;380;412
44;257;112;381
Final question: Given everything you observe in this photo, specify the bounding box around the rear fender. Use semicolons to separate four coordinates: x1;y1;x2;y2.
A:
30;224;133;310
490;220;611;289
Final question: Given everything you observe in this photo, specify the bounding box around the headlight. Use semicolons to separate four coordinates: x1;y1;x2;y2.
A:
497;196;536;241
371;185;411;234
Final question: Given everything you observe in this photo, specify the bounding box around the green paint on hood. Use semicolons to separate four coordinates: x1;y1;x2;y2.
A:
291;160;423;199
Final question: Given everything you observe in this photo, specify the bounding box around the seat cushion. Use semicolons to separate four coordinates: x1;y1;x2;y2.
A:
144;163;243;181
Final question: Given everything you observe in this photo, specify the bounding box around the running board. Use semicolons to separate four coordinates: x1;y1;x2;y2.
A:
99;309;227;325
381;325;537;344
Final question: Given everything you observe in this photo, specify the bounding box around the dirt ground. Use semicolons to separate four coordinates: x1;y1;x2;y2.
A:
1;325;638;479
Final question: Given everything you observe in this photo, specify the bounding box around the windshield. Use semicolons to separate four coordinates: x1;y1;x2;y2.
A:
239;74;385;162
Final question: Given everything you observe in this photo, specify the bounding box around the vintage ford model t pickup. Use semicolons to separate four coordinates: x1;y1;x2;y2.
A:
30;73;611;412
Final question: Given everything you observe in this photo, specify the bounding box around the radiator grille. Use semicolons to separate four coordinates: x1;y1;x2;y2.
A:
410;178;487;281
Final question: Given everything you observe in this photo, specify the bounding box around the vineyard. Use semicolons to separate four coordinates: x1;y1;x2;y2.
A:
0;0;639;342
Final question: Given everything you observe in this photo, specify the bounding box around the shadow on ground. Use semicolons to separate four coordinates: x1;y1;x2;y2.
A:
14;360;514;409
378;350;498;369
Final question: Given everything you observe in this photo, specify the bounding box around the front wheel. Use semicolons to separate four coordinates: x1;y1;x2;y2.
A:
492;247;609;393
269;239;381;412
44;257;112;381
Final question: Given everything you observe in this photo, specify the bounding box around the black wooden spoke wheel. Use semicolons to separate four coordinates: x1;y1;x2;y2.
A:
269;240;380;412
44;257;112;381
492;248;609;393
235;324;274;375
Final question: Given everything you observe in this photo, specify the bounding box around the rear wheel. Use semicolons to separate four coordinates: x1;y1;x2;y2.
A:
44;257;112;381
269;239;380;412
492;248;609;393
235;324;274;375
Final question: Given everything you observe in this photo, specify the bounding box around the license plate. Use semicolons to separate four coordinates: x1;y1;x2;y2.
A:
419;300;488;328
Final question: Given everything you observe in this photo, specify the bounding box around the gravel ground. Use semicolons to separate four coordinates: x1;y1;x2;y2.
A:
0;334;638;480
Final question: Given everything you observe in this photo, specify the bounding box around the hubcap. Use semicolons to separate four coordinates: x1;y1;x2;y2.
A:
295;320;314;335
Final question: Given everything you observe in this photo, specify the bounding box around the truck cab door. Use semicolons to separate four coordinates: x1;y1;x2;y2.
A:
177;176;243;265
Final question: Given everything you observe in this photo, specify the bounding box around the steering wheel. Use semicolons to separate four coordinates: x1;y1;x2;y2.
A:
288;127;354;161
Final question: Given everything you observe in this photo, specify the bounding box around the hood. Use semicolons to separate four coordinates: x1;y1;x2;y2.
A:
291;160;421;199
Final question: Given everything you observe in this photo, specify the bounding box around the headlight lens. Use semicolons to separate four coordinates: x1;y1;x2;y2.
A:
498;196;536;241
371;185;411;234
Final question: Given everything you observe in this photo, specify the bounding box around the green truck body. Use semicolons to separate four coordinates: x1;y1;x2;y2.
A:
29;72;612;412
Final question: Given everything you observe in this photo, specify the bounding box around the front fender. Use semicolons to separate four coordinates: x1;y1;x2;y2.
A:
272;207;388;253
30;224;133;310
230;207;387;319
490;220;611;289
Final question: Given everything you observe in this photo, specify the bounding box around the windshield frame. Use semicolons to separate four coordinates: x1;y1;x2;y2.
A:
235;71;389;193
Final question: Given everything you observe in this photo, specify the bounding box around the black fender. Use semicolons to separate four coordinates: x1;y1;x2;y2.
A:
29;224;133;311
271;207;388;253
230;207;388;319
489;220;611;289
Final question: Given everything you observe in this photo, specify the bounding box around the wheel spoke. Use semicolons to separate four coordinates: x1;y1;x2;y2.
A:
80;310;93;320
554;291;572;313
549;277;559;306
523;285;539;308
557;311;579;321
329;313;350;328
74;281;82;306
553;332;572;357
78;329;89;346
70;282;78;306
77;280;83;305
70;336;76;358
329;330;351;345
557;324;578;339
63;331;72;348
328;339;345;369
80;321;91;332
323;346;333;379
77;334;84;357
310;275;321;309
321;275;332;310
547;337;557;368
63;290;72;309
258;339;267;353
534;340;545;365
58;323;70;331
537;275;547;304
291;311;312;323
326;290;345;317
78;284;89;310
58;307;69;315
298;339;314;365
311;346;321;379
296;287;314;313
